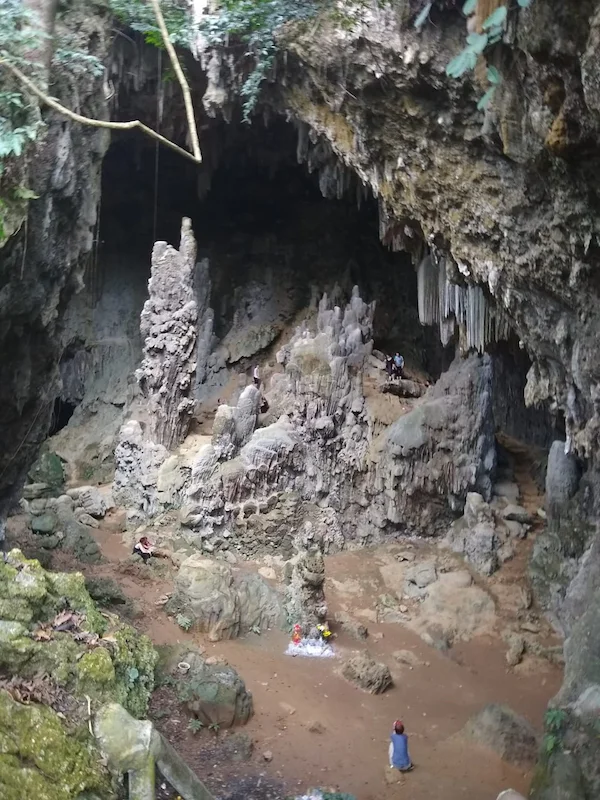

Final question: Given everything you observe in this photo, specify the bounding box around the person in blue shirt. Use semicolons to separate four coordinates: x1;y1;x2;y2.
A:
393;353;404;378
389;720;413;772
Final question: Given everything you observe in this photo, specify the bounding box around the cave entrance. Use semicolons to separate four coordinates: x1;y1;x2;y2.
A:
49;398;76;436
96;116;449;402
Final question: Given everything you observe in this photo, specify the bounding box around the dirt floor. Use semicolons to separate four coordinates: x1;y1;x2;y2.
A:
40;469;562;800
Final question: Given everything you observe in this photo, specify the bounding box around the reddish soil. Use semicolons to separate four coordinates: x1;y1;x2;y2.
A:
48;498;561;800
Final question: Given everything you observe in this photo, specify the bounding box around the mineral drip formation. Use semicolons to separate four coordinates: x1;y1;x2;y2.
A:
136;218;200;450
417;254;512;352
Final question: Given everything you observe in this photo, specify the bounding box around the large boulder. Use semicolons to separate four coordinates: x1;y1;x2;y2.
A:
166;555;284;640
340;652;392;694
67;486;107;518
27;450;65;494
460;704;539;766
176;649;253;728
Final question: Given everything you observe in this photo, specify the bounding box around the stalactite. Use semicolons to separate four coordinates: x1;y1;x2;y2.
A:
417;253;511;353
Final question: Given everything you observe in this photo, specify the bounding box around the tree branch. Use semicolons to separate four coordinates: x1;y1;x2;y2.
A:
0;58;202;164
147;0;202;163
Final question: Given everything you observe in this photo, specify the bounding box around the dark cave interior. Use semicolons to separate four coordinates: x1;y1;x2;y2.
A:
81;111;563;453
98;116;449;378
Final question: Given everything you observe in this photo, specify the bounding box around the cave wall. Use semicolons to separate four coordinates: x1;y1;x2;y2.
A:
0;3;111;528
229;0;600;463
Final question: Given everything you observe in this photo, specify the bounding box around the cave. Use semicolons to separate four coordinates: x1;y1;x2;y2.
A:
76;115;451;421
49;397;76;436
5;3;600;798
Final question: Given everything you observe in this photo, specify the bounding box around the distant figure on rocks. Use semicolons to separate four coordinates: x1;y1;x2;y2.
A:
133;536;154;563
393;353;404;379
253;365;261;388
389;720;413;772
385;355;394;379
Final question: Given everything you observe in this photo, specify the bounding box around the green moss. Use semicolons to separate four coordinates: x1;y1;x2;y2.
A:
0;598;34;624
27;450;65;491
0;689;112;800
77;649;116;697
113;626;157;719
0;550;157;720
46;572;107;635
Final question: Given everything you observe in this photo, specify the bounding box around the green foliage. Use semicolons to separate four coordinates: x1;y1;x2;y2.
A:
109;0;191;48
175;613;193;631
416;0;535;111
200;0;320;120
0;1;43;164
188;718;205;733
126;665;140;686
542;708;567;757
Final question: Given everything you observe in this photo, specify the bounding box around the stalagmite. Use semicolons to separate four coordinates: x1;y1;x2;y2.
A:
136;218;200;450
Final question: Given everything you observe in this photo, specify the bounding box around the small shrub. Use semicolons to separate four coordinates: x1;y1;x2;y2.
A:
188;718;204;734
175;613;193;631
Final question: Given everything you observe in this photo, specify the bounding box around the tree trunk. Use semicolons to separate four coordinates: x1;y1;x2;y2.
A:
22;0;59;81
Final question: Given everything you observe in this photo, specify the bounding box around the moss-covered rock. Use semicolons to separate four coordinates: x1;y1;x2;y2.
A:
0;550;157;719
77;648;117;698
0;689;112;800
27;450;65;493
112;626;157;719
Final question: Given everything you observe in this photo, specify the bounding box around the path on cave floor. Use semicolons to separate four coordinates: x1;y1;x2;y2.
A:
57;510;562;800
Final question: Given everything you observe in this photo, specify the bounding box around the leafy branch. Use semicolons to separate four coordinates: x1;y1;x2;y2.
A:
415;0;534;108
200;0;320;120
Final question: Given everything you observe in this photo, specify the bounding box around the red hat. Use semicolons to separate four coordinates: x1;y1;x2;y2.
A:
394;719;402;727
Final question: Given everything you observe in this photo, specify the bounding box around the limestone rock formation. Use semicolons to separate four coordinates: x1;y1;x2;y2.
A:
66;485;108;518
340;652;392;694
285;547;328;631
136;219;200;450
443;491;531;576
461;704;539;767
113;419;168;516
0;3;111;534
177;289;496;557
165;554;285;640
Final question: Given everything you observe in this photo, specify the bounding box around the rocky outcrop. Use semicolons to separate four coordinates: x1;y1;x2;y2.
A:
340;652;392;694
0;549;157;718
174;289;495;556
0;550;157;798
443;491;531;576
136;218;201;450
285;546;328;631
175;648;254;728
461;704;540;767
165;554;285;640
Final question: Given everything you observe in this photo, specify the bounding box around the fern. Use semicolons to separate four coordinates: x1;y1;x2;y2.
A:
188;718;205;733
175;613;193;631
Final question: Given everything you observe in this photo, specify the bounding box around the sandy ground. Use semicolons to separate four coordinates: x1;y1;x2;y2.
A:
46;491;562;800
9;429;561;800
